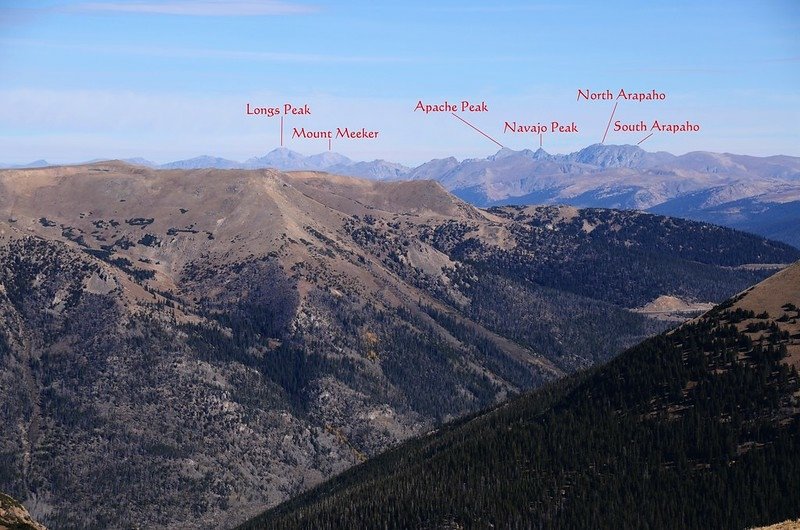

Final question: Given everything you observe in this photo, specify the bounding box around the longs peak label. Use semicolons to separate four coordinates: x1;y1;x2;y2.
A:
245;103;311;117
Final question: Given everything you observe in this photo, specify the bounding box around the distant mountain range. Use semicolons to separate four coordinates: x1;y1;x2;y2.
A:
107;148;411;180
0;159;51;169
0;149;409;180
4;144;800;246
407;144;800;248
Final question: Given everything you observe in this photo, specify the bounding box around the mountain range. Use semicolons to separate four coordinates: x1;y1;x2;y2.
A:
6;144;798;247
0;162;796;528
416;144;800;248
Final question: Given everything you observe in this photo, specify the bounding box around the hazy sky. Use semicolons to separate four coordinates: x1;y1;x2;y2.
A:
1;0;798;165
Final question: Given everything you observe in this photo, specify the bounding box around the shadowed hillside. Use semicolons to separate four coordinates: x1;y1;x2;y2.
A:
241;262;800;530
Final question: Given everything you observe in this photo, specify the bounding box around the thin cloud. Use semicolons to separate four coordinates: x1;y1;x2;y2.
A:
120;44;410;63
425;4;565;13
2;38;414;63
70;1;319;16
1;38;570;65
751;56;800;64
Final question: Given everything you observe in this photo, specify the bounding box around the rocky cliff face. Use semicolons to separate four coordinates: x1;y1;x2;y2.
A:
0;492;46;530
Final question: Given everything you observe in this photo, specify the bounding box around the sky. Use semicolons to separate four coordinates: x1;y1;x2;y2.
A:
0;0;798;165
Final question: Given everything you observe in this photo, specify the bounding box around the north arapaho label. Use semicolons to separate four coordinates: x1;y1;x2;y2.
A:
577;89;666;101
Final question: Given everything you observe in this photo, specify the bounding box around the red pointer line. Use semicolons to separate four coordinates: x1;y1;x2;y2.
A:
328;138;332;151
280;116;284;147
450;113;505;149
637;132;654;145
601;100;619;144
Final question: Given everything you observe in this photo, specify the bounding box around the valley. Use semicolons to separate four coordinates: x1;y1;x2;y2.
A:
241;261;800;530
0;162;795;528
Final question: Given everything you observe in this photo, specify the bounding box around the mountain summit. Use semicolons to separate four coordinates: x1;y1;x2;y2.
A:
566;143;675;168
243;147;351;170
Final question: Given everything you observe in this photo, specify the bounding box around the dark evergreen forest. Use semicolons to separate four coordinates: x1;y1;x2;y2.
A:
240;293;800;530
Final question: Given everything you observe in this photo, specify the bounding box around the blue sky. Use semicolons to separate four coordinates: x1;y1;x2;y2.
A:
0;0;798;165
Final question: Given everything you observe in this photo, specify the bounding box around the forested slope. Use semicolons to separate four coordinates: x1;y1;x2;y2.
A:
242;262;800;530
